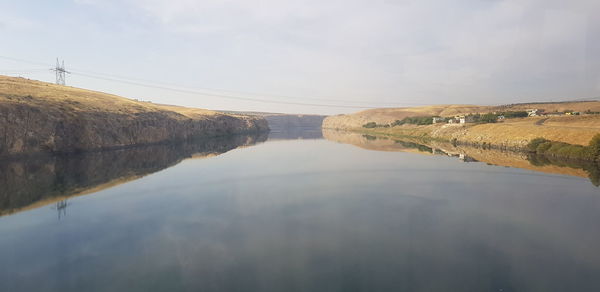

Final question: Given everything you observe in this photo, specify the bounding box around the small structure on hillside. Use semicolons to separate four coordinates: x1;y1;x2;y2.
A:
432;117;445;124
527;109;539;117
497;115;505;121
455;115;475;124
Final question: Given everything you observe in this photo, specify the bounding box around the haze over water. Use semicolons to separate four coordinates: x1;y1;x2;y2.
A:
1;129;600;292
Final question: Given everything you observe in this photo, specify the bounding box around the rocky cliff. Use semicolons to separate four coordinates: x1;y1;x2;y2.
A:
0;76;269;156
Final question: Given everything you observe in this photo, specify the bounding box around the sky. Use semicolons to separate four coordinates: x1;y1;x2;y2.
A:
1;0;599;115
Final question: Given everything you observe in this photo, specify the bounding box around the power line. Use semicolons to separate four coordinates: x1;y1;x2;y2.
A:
0;55;49;67
0;54;434;108
71;71;383;109
63;67;423;106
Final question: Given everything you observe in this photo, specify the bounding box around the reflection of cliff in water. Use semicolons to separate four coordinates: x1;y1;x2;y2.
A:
268;128;323;140
0;133;268;216
265;114;325;140
324;129;600;186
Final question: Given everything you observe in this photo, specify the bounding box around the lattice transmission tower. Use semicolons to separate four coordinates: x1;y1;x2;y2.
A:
51;58;70;85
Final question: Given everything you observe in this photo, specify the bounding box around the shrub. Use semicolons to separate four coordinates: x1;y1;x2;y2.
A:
392;116;434;126
391;120;404;127
527;137;549;152
363;122;377;128
479;113;498;123
527;137;597;161
502;111;528;118
535;142;552;154
587;134;600;157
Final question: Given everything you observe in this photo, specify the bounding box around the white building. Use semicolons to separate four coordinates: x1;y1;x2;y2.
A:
456;115;475;124
432;117;445;124
527;109;539;117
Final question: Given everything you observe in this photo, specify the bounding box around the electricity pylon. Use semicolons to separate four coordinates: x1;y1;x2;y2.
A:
51;58;70;85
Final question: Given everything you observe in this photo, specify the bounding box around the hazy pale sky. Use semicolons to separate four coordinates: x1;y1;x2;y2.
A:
1;0;599;115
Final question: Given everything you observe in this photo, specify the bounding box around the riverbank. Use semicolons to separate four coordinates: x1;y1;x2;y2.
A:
0;76;269;156
325;114;600;149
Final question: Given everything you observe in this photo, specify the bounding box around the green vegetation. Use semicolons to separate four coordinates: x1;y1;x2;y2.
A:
478;113;498;124
363;110;532;129
391;116;434;126
527;134;600;161
500;111;528;118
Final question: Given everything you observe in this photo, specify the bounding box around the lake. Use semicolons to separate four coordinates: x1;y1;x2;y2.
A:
1;128;600;292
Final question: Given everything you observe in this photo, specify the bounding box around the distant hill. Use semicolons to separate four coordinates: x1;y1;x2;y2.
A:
324;101;600;129
217;110;327;132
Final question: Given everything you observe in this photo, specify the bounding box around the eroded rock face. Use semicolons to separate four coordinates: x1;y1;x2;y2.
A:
0;98;268;156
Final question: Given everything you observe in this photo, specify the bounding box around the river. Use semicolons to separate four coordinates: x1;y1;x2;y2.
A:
1;128;599;291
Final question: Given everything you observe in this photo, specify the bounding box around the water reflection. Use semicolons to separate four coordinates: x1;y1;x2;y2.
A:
0;133;267;216
268;128;323;140
323;129;600;186
2;130;600;291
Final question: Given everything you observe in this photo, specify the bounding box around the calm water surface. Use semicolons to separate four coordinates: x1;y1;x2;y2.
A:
1;130;600;291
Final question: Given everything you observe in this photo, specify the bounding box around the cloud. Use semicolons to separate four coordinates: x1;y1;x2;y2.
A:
5;0;599;114
111;0;600;105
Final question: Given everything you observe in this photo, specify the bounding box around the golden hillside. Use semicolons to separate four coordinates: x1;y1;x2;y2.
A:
324;102;600;129
0;76;268;156
323;102;600;148
0;76;220;119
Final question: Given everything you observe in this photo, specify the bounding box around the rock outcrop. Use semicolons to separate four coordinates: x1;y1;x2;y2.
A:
0;76;269;156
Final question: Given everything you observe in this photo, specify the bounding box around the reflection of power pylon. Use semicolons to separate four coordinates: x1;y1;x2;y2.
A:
54;199;69;220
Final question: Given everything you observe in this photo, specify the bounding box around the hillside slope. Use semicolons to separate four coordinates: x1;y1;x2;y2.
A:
323;102;600;148
0;76;268;156
324;102;600;129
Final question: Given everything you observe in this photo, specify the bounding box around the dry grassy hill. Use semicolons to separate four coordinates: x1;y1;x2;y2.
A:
324;105;487;129
323;102;600;149
0;76;268;156
324;102;600;129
